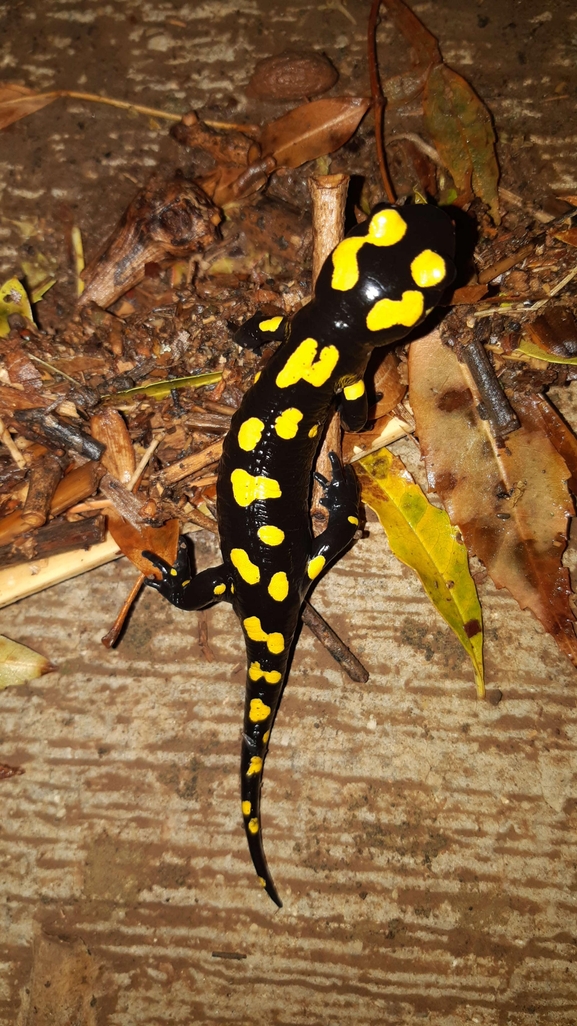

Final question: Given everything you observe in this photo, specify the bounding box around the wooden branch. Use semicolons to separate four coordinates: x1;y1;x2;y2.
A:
308;173;349;534
0;514;106;569
302;602;369;683
13;408;105;460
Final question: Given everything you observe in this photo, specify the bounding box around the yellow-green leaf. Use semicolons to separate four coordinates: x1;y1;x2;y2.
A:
0;278;34;337
424;63;500;224
0;635;54;689
103;371;222;403
357;448;484;697
516;337;577;365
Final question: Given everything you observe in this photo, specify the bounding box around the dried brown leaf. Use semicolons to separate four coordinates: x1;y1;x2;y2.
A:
531;394;577;498
381;0;440;67
0;83;56;130
423;64;500;223
409;330;577;666
107;511;179;580
259;97;370;170
369;351;407;419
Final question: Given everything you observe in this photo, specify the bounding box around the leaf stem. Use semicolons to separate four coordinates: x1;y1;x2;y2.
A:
20;89;259;134
367;0;396;203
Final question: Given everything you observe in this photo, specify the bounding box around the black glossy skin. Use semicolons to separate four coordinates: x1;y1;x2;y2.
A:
146;202;456;907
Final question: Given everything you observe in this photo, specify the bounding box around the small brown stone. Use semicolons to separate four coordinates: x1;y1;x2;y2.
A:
247;50;338;101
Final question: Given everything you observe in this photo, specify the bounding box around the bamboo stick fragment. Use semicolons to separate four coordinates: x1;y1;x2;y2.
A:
0;461;103;546
156;438;224;487
0;533;122;610
0;416;27;469
21;454;62;529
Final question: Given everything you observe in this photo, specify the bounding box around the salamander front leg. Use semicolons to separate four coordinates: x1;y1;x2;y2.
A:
143;538;230;610
234;312;288;351
339;378;368;432
308;451;360;581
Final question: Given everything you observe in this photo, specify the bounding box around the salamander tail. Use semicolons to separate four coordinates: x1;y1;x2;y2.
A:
240;644;292;906
240;733;283;907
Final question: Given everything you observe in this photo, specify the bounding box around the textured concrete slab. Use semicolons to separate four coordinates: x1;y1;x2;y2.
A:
1;1;577;1024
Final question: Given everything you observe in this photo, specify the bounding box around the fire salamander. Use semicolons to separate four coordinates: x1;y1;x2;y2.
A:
145;202;456;907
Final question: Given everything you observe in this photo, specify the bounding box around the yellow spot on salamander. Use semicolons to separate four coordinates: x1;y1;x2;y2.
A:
276;337;339;389
249;662;282;685
369;207;408;244
248;818;260;834
170;568;178;576
182;580;190;587
230;548;260;585
262;730;270;744
274;407;303;439
348;515;359;526
343;379;365;401
257;525;285;546
231;468;281;507
242;800;251;816
410;249;446;289
366;290;424;332
308;424;319;438
268;571;289;602
213;583;226;595
243;616;285;654
331;209;408;291
253;370;261;383
249;698;271;723
259;875;267;887
259;315;283;332
307;554;326;580
247;756;263;776
238;417;264;452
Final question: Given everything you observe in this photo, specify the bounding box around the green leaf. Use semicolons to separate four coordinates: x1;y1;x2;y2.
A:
0;635;54;689
424;63;500;224
103;371;222;403
0;278;34;337
516;337;577;365
357;447;484;697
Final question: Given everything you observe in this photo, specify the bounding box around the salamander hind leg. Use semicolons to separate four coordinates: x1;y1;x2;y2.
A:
143;538;230;610
309;451;360;580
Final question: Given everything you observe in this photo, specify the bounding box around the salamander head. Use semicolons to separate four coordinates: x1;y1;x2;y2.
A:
314;202;456;350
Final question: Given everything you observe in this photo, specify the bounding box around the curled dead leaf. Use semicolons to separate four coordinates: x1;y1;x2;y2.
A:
259;96;370;169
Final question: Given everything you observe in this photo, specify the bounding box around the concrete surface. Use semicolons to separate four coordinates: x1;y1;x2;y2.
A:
1;1;577;1024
